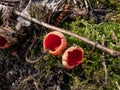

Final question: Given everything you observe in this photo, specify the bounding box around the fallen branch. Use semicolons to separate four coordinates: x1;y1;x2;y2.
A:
0;4;120;57
0;26;17;49
14;10;120;57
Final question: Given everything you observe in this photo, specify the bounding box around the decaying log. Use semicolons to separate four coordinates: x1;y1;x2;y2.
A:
0;4;17;49
0;26;17;49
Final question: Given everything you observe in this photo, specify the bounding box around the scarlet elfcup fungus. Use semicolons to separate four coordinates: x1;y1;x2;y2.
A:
43;31;67;55
0;26;17;49
0;36;9;49
62;46;84;69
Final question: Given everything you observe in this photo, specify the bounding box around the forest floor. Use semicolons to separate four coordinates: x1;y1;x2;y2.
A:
0;0;120;90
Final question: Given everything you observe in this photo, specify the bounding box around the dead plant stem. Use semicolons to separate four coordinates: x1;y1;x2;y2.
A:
102;34;108;86
25;39;48;63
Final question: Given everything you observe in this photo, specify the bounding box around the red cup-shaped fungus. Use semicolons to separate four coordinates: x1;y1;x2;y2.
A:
0;36;9;49
62;46;84;69
43;31;67;55
0;26;17;49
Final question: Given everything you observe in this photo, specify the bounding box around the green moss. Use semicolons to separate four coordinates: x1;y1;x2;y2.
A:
27;1;120;89
33;17;120;89
61;18;120;89
90;0;120;10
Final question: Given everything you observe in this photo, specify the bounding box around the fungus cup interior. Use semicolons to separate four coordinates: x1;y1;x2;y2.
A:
67;49;83;66
62;46;84;69
44;34;61;51
43;31;67;55
0;36;9;48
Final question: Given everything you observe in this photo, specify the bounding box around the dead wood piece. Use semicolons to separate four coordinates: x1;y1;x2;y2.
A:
0;26;17;49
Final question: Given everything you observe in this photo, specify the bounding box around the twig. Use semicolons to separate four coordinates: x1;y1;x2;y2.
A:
16;0;31;30
116;81;120;90
17;73;40;89
33;81;40;90
94;9;110;14
111;31;119;45
84;0;88;9
86;0;93;12
14;10;120;57
1;0;20;3
87;41;98;59
0;4;120;57
73;0;77;4
102;34;108;86
25;39;48;64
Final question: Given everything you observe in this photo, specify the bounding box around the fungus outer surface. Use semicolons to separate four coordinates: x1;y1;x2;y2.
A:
0;36;8;48
44;34;61;51
62;46;84;69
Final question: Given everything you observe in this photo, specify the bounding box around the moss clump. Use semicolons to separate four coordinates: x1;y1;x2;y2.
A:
61;18;120;89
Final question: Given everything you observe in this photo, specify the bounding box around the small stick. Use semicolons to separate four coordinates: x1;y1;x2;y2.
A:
33;82;40;90
116;81;120;90
102;34;108;86
25;39;48;64
14;10;120;57
87;42;98;59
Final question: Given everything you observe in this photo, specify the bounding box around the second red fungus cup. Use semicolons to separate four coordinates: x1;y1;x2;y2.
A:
0;26;17;49
43;31;67;55
62;46;84;69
